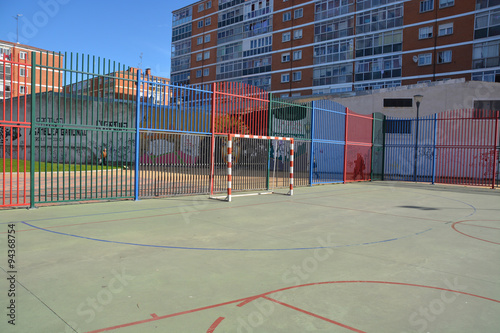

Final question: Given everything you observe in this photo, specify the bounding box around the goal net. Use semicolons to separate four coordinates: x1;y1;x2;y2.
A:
210;134;294;202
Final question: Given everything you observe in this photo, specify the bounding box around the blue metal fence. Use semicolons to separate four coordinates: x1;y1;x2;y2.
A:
384;114;436;182
311;100;346;184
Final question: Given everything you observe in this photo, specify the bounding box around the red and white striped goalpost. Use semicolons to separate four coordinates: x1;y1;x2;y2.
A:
215;134;294;202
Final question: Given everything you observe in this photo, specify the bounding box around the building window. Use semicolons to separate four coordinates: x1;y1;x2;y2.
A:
437;50;452;63
356;4;404;34
293;71;302;81
354;55;402;81
281;53;290;62
19;86;25;94
419;26;433;39
283;11;291;22
355;30;402;58
474;9;500;39
206;1;212;9
20;68;26;77
313;63;353;87
294;8;303;19
473;40;500;69
282;32;291;42
198;20;204;28
420;0;434;13
477;0;500;10
281;73;290;83
198;4;204;12
418;53;432;66
206;17;211;26
205;34;211;43
317;38;355;64
19;52;27;60
293;50;302;60
439;0;454;8
203;68;209;76
293;29;303;40
438;22;453;36
281;93;289;98
196;70;202;78
204;51;210;59
197;53;202;61
197;37;203;45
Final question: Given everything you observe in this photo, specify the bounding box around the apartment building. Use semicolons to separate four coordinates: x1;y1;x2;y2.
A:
0;40;64;100
170;0;500;97
66;67;170;104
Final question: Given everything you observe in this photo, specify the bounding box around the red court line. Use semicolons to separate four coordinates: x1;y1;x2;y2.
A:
237;296;260;307
459;223;500;231
206;317;225;333
85;280;500;333
452;220;500;245
85;299;243;333
262;296;365;333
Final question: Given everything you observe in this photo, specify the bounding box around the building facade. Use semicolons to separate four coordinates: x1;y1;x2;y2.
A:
170;0;500;97
66;67;171;104
0;40;64;100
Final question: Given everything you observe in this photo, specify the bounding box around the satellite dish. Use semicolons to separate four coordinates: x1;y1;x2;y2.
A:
413;55;418;63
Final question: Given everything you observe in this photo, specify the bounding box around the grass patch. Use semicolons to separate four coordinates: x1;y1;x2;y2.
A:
0;159;121;172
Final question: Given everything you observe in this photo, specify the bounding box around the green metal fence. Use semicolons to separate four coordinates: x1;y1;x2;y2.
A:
371;112;385;181
269;96;312;187
30;52;136;205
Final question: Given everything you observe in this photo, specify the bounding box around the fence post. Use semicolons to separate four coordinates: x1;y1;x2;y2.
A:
134;69;141;201
210;82;216;196
310;101;316;186
382;115;386;181
227;134;232;202
29;52;36;208
370;113;376;181
266;93;272;190
290;138;294;195
432;113;438;185
493;112;499;189
413;116;420;182
343;107;349;183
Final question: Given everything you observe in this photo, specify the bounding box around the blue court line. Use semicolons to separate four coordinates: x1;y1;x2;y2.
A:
425;193;477;222
0;187;371;225
21;221;432;251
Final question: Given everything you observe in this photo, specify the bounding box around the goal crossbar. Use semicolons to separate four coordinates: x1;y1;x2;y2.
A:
210;134;294;202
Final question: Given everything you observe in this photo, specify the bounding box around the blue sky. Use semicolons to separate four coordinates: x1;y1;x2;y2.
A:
0;0;196;78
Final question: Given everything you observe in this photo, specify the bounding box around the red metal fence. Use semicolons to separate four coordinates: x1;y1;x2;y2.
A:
1;55;30;207
345;108;373;182
212;82;269;136
435;109;499;187
384;109;500;188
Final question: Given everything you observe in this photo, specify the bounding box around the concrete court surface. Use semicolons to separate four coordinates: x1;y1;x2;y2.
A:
0;182;499;333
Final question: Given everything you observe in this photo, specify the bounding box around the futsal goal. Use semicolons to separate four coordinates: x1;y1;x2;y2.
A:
210;134;294;202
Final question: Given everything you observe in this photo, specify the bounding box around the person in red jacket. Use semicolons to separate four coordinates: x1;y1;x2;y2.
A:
353;153;365;180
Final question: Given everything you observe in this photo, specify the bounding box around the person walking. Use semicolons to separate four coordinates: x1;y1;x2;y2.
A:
101;148;107;166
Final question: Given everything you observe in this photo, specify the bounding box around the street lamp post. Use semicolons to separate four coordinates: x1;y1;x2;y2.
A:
413;94;423;182
13;14;22;44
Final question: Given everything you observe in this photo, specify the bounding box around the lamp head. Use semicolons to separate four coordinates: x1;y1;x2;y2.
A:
413;94;423;106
